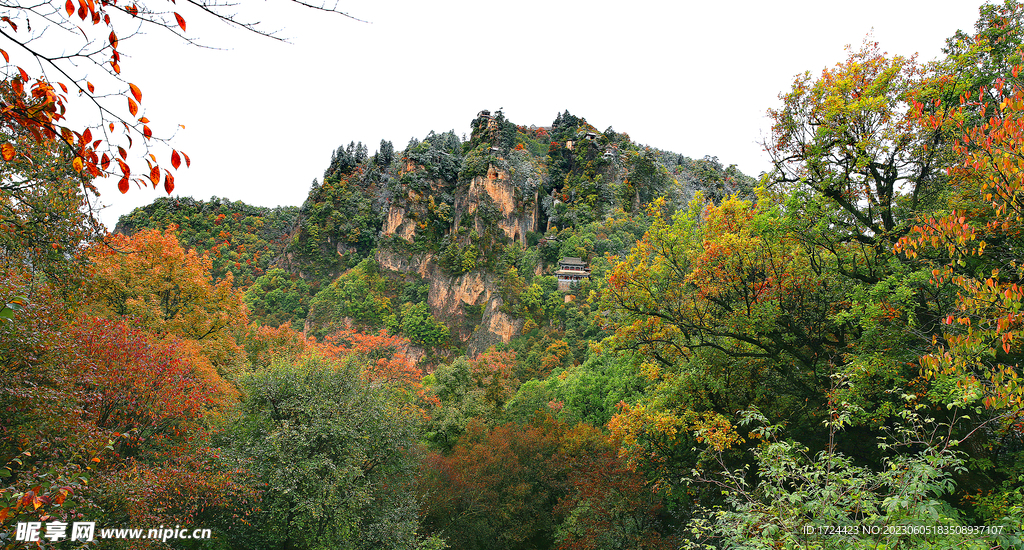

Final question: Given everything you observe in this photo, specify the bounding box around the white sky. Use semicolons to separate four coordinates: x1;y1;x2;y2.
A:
91;0;984;228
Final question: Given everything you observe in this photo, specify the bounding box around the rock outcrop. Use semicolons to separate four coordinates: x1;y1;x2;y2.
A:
376;248;521;350
455;165;540;244
375;159;538;354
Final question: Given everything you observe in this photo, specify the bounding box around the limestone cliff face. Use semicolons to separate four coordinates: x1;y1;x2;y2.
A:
383;203;416;241
375;160;539;355
456;165;539;244
376;246;522;354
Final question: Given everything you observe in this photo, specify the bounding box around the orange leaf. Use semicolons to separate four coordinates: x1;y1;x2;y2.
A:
101;153;110;170
164;171;175;194
72;157;83;172
174;12;186;31
82;128;92;143
87;81;95;93
109;122;114;132
129;83;141;103
109;31;117;49
0;49;7;63
118;176;129;193
58;82;68;93
150;165;160;185
127;97;138;116
1;143;14;161
118;146;127;160
139;116;150;123
111;61;120;74
182;151;191;167
171;150;181;169
143;125;152;139
65;0;74;16
17;67;28;82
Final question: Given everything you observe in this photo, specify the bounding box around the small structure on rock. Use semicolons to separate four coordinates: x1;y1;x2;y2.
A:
555;257;590;291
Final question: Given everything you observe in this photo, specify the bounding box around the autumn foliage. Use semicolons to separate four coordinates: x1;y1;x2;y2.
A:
83;227;248;373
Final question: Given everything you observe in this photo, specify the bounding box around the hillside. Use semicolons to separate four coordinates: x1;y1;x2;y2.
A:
117;109;755;352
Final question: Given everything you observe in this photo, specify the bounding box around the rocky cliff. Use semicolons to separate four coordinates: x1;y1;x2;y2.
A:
377;158;533;354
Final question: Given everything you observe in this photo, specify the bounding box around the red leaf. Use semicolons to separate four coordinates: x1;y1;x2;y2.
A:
143;125;152;139
17;66;28;82
58;82;68;93
127;97;138;116
174;12;186;31
182;151;191;167
150;165;160;186
164;171;175;194
118;146;127;160
129;83;141;103
109;31;118;49
118;176;129;194
171;150;181;169
65;0;74;16
88;81;95;94
0;49;9;63
82;128;92;143
101;153;110;170
111;61;120;74
126;4;138;16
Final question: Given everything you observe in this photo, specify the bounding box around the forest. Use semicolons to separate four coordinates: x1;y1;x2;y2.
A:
2;1;1024;549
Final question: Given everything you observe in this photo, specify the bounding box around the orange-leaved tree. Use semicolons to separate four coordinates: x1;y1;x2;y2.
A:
83;227;247;374
0;315;234;538
897;70;1024;413
317;327;427;404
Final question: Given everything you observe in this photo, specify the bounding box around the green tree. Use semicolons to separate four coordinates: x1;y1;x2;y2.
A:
400;301;450;349
226;352;421;550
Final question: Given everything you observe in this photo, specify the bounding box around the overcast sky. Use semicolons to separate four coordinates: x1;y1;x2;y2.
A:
92;0;985;228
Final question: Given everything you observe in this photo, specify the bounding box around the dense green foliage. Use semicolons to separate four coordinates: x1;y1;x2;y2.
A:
116;196;299;287
225;353;421;550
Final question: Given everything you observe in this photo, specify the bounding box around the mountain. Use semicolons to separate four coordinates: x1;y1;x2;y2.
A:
116;109;756;357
